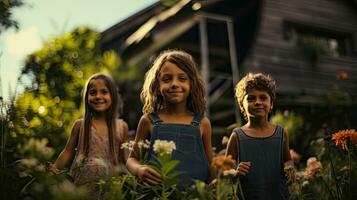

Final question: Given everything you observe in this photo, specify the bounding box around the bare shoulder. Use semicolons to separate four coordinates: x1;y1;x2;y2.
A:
200;116;211;127
71;119;83;132
115;119;129;136
225;130;238;157
139;114;152;127
200;116;211;136
73;118;83;126
116;119;128;129
136;114;153;138
229;130;238;141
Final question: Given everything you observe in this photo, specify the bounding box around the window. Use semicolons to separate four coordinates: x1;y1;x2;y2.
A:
283;20;354;60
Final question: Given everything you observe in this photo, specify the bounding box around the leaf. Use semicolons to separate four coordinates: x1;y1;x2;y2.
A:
161;160;180;175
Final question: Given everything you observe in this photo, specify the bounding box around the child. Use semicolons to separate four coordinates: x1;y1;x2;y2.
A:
126;50;214;186
47;73;129;195
225;73;294;200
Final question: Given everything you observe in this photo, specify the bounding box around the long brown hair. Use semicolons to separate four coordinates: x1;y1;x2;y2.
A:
82;73;123;164
141;49;206;117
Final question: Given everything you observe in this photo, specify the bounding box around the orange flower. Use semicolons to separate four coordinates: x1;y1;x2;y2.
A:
332;129;357;149
337;71;348;80
212;155;237;171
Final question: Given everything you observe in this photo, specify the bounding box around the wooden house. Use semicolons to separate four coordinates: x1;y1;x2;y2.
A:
101;0;357;147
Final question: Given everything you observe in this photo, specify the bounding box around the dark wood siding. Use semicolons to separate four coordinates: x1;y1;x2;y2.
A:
243;0;357;100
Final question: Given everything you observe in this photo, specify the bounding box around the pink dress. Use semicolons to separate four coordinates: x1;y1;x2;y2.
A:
70;120;125;195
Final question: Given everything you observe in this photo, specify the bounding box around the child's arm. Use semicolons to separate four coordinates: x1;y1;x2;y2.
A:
50;119;81;173
283;129;295;181
117;120;129;162
201;117;216;182
225;132;251;176
126;115;161;185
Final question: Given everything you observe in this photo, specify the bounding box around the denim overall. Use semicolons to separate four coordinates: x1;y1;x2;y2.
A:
147;113;210;185
235;125;289;200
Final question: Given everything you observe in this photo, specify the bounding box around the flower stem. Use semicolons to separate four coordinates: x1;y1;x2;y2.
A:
326;141;341;199
347;147;351;200
236;177;245;200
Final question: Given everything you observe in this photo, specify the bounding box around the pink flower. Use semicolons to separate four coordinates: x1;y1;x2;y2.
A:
305;157;322;178
290;149;301;164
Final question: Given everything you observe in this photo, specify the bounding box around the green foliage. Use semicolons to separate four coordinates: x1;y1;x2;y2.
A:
1;26;123;198
148;153;180;199
270;110;303;148
14;27;120;144
289;135;357;200
296;35;329;62
0;0;24;33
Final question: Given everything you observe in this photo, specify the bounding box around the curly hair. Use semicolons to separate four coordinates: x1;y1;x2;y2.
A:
235;73;276;119
141;49;206;117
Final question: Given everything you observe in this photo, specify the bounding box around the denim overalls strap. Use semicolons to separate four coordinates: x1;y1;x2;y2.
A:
234;125;289;200
191;115;202;126
147;113;210;185
149;113;163;125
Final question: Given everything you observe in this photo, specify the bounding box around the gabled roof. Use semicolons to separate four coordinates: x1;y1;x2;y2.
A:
101;0;260;66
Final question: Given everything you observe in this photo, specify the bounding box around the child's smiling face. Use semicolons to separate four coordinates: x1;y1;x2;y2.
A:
242;89;272;120
158;61;191;106
87;79;112;113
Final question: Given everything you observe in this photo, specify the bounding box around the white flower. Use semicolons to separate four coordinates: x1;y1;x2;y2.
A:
21;138;54;159
21;158;38;168
138;139;150;149
302;180;309;187
35;164;45;172
221;136;229;146
51;180;88;196
223;168;237;176
153;140;176;156
121;140;135;151
92;158;107;167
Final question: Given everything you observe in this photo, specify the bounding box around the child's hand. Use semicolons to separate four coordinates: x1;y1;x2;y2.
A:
46;162;59;175
284;160;296;182
137;165;161;185
236;161;251;176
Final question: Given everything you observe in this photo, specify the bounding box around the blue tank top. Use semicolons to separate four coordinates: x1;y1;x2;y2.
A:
147;113;210;185
234;125;289;200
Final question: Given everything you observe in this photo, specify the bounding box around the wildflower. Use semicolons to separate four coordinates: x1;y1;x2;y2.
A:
284;163;294;172
51;180;89;199
153;140;176;156
305;157;322;178
21;158;39;168
223;168;237;176
121;140;150;151
21;138;54;159
331;129;357;149
302;180;309;187
295;171;308;181
120;140;135;151
337;70;348;80
289;149;301;164
138;139;150;149
212;155;236;171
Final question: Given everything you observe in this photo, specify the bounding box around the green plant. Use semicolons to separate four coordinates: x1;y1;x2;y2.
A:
270;110;303;148
296;35;329;62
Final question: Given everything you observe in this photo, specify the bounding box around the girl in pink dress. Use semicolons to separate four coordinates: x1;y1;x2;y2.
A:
48;73;129;195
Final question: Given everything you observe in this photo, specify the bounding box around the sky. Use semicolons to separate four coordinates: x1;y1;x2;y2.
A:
0;0;157;101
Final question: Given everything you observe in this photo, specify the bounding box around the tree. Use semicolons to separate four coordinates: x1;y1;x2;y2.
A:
0;0;25;34
1;27;123;199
